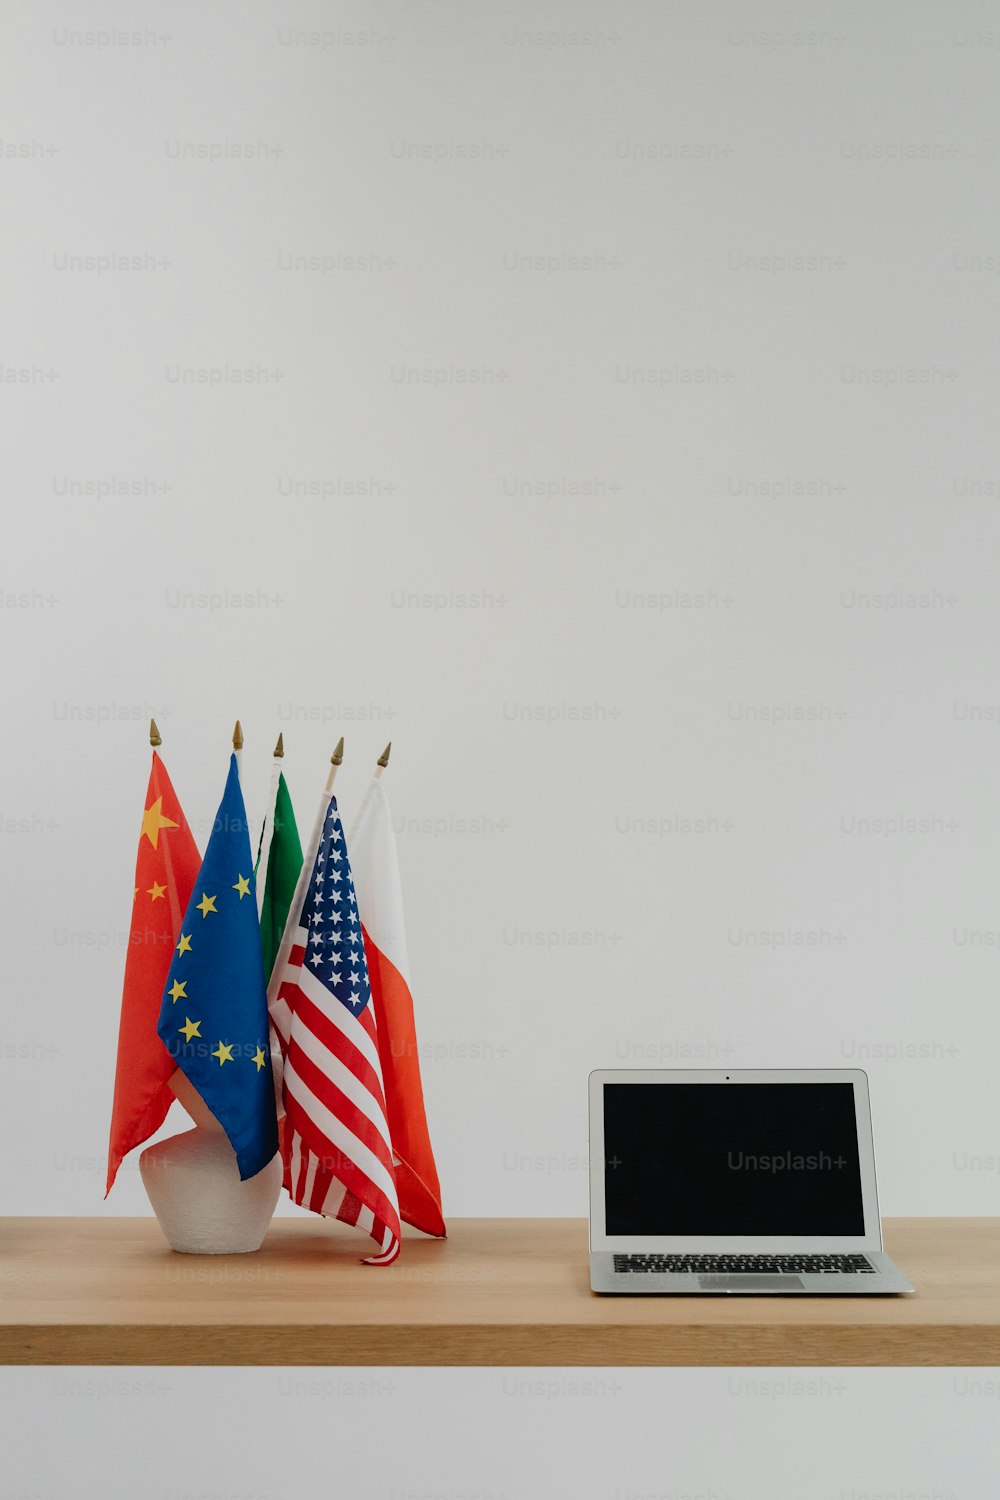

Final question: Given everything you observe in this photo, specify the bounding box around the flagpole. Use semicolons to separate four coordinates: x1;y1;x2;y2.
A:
256;733;284;915
149;718;162;748
232;718;254;848
326;734;344;791
374;742;391;780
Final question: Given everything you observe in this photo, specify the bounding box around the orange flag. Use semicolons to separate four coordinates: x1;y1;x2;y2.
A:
106;749;201;1193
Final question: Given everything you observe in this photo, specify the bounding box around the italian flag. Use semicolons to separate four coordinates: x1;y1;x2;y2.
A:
257;750;304;983
350;776;446;1239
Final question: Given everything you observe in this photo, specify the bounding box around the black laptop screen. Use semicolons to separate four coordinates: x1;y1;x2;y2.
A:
603;1082;866;1236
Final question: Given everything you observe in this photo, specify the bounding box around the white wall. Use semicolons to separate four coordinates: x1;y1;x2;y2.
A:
3;0;998;1493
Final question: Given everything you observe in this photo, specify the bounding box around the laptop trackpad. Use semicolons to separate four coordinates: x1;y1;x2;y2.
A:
698;1274;805;1291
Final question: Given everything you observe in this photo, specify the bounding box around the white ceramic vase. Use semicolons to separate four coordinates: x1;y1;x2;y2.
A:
140;1072;282;1254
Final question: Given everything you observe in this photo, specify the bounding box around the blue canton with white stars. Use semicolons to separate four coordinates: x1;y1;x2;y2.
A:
297;795;371;1015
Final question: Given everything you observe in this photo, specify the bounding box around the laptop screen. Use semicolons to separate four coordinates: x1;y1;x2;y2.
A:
603;1081;866;1236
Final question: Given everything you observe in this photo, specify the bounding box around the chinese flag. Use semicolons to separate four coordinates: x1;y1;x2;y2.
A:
106;751;201;1193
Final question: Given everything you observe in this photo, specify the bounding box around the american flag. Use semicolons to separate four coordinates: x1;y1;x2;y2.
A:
271;793;401;1264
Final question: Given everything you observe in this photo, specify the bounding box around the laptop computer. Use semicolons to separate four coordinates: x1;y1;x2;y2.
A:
589;1068;914;1294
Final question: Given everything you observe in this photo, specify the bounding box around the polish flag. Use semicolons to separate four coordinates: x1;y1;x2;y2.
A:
349;777;445;1239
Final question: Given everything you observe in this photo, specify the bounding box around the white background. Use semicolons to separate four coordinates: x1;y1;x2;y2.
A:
3;0;999;1494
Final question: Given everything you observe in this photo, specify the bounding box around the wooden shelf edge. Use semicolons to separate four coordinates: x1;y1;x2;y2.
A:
4;1325;998;1368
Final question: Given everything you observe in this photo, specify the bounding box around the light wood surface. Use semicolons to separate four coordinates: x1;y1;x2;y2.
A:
1;1217;997;1366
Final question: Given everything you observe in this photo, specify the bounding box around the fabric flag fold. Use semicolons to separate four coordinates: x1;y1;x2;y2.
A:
256;764;303;983
157;754;278;1180
106;751;201;1194
268;791;401;1264
349;778;445;1239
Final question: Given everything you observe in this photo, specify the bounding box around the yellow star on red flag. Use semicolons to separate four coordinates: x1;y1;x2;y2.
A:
141;796;178;850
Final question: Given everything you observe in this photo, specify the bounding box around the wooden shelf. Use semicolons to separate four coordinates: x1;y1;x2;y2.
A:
2;1217;998;1366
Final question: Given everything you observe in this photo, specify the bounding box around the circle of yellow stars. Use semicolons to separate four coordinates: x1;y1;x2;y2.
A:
170;872;268;1072
134;796;267;1075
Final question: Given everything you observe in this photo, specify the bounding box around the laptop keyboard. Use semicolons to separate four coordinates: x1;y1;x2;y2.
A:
613;1253;875;1275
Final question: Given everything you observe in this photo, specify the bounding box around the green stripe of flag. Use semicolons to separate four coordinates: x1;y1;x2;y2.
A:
258;770;303;983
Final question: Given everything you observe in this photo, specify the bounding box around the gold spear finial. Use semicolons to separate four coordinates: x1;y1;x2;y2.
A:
149;718;162;747
232;719;244;751
377;741;392;769
273;732;284;758
324;735;346;793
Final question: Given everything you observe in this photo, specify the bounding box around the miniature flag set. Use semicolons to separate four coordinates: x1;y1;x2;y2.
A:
107;723;444;1266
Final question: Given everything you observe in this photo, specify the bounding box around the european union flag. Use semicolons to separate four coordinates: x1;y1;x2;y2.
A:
157;754;278;1179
